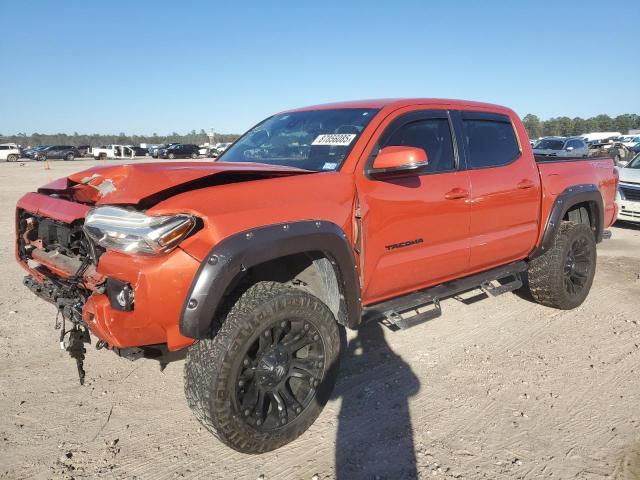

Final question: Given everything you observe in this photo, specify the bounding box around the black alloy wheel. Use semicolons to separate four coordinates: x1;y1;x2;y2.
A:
232;317;326;431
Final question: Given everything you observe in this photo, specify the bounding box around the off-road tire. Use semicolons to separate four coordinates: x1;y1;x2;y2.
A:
527;221;596;309
6;154;17;162
184;281;341;454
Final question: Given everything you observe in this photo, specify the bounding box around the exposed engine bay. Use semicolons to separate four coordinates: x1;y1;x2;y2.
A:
18;209;102;385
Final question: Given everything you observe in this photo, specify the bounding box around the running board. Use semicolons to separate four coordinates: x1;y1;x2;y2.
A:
481;274;523;297
362;260;527;330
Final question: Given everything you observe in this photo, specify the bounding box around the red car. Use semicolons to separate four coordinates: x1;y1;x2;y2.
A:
15;99;618;453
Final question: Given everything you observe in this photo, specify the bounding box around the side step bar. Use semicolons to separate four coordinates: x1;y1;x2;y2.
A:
362;260;528;330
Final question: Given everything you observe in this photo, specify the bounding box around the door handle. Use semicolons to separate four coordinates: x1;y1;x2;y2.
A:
444;188;469;200
517;179;535;189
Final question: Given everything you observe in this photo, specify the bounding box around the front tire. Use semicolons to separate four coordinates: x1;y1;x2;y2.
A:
7;154;17;162
64;153;74;161
184;281;340;454
168;153;175;159
527;221;596;309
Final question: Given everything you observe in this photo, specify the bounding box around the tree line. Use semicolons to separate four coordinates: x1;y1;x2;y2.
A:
522;113;640;139
2;114;640;146
0;129;240;147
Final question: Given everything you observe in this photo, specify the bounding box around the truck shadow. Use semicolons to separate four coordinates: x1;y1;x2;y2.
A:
333;321;420;479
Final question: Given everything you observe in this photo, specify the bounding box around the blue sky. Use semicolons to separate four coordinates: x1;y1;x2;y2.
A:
1;0;638;135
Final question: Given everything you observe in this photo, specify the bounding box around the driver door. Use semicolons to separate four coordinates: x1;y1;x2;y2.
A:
356;110;471;304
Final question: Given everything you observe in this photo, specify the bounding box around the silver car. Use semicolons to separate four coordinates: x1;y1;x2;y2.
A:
617;153;640;224
533;136;589;158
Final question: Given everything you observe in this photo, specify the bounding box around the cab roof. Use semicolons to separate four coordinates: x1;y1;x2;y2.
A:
282;98;512;115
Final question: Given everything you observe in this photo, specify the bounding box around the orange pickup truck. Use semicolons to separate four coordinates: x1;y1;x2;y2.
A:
15;99;618;453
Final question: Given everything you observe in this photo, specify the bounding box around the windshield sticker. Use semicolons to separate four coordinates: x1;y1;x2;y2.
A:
312;133;356;146
322;162;338;170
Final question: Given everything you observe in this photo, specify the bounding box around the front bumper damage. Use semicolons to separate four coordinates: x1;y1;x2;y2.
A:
16;192;199;384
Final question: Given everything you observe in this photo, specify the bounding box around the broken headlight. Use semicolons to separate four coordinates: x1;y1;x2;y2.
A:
84;206;196;255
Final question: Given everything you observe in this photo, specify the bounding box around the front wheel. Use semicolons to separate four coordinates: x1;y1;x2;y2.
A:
64;153;74;161
527;221;596;309
6;154;17;162
184;281;341;453
190;152;197;159
168;153;175;159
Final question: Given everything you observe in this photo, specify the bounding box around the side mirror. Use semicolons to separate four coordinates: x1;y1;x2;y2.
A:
566;146;574;151
367;146;429;179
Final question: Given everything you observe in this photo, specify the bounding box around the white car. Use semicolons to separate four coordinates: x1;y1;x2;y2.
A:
92;145;136;160
215;142;232;153
616;153;640;224
0;143;20;162
619;135;640;149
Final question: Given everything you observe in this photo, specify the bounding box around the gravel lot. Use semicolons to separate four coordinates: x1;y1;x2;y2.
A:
1;158;639;480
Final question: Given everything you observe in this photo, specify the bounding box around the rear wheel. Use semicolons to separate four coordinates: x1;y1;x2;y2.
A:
64;153;74;161
190;152;197;159
184;281;340;453
527;221;596;309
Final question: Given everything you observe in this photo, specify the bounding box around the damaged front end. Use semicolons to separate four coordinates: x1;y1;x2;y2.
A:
19;210;100;385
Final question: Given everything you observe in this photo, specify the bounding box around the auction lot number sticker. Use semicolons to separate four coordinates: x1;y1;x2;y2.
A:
312;134;356;146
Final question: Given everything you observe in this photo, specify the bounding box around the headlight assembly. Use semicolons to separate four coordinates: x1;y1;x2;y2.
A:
84;206;196;255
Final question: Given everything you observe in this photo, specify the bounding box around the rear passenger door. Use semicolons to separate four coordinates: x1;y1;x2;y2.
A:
454;111;541;272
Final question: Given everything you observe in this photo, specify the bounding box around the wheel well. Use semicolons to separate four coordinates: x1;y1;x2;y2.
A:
222;252;349;326
563;201;599;238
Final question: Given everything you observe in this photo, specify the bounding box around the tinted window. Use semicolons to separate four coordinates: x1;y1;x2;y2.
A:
0;146;8;150
384;118;455;173
462;119;519;168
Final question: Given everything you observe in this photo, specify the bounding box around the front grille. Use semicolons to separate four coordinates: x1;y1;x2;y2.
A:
621;187;640;202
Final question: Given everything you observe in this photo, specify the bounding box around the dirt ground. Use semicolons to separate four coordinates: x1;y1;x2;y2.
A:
1;158;639;480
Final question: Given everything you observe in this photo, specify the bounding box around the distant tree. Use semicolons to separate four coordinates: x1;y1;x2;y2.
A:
556;116;573;136
522;114;542;138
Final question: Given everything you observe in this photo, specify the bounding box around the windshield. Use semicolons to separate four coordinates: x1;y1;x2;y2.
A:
534;139;565;150
218;108;378;171
627;153;640;169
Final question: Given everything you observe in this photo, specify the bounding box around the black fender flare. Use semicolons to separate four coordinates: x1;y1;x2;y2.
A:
179;220;361;339
529;184;604;259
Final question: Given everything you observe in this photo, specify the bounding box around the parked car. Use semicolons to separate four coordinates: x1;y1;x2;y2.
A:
24;145;50;160
77;145;91;157
159;144;199;159
215;142;232;153
0;143;20;162
198;146;220;158
616;152;640;224
126;145;149;156
16;98;617;454
149;143;179;158
35;145;81;161
92;145;136;160
533;136;588;157
618;135;640;149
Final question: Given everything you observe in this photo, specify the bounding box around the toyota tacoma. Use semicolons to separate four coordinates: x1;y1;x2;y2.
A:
15;99;618;453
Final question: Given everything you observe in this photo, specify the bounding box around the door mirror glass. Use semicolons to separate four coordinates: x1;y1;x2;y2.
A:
368;146;429;178
566;146;574;151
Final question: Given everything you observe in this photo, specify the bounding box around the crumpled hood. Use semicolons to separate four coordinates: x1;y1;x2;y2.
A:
37;161;312;207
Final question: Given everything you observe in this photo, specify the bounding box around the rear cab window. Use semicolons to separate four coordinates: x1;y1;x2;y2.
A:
460;112;520;169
